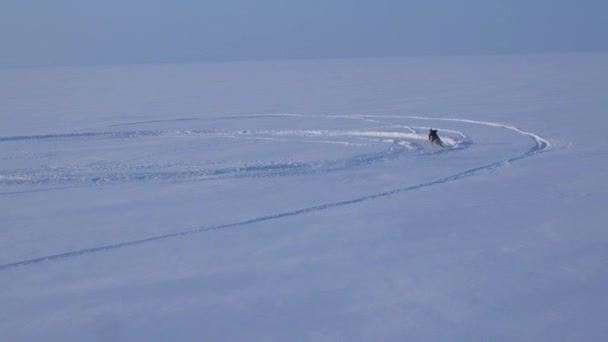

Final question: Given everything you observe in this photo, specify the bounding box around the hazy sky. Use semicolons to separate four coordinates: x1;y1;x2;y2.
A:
1;0;607;67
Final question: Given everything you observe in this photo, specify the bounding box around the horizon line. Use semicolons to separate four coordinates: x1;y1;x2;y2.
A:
2;49;607;71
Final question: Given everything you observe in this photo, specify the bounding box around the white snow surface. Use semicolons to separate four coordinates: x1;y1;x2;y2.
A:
1;54;607;341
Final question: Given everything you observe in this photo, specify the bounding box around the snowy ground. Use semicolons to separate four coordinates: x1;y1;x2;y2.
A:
1;54;607;341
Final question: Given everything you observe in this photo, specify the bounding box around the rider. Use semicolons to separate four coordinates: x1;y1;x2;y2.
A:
428;128;443;147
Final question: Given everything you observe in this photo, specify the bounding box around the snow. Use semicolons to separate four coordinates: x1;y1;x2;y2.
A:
1;54;607;341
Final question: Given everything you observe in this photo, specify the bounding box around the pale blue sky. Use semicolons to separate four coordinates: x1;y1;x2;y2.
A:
1;0;607;67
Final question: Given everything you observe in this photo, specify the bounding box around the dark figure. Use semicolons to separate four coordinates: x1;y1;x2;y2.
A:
428;128;444;147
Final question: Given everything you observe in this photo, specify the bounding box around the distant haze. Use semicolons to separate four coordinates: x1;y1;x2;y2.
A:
1;0;607;68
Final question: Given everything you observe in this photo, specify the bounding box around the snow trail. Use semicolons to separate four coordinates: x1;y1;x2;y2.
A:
0;115;550;270
0;143;406;187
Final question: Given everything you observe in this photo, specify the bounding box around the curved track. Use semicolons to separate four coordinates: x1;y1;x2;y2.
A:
0;114;550;270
